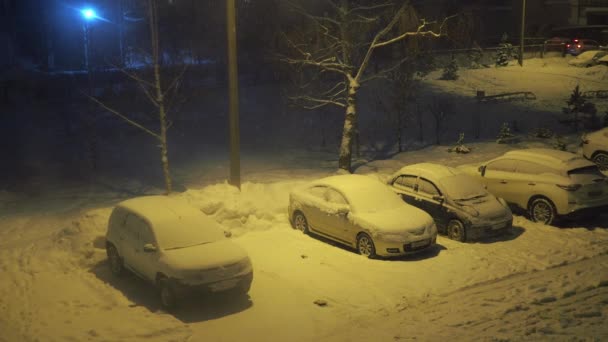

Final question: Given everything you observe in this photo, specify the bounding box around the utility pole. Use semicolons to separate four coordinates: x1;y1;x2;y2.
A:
519;0;526;66
226;0;241;189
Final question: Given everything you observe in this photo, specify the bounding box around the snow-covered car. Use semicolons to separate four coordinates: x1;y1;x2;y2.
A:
567;50;608;67
105;196;253;309
598;54;608;66
288;174;437;258
459;148;608;225
388;163;513;242
582;127;608;171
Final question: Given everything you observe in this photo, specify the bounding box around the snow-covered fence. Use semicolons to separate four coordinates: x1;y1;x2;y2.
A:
430;44;546;68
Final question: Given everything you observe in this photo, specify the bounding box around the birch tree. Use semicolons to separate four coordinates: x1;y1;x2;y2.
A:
87;0;181;194
281;0;453;172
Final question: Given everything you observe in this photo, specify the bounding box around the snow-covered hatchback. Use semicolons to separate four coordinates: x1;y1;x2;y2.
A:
459;148;608;225
105;196;253;309
582;127;608;171
288;174;437;258
388;163;513;242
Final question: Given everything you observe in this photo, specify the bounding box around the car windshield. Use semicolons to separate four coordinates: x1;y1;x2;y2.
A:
344;182;404;213
567;166;605;183
155;213;225;250
440;174;488;200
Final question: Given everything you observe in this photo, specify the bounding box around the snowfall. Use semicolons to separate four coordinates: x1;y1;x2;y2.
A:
1;55;608;342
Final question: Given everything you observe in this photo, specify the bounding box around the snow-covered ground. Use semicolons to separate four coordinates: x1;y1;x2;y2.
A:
1;57;608;341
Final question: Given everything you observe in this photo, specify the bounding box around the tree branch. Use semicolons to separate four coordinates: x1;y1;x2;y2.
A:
84;93;162;140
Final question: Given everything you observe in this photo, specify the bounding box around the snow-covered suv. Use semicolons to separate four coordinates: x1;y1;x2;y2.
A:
582;127;608;171
105;196;253;309
459;148;608;225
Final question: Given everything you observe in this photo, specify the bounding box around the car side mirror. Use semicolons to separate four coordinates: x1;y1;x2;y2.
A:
478;165;486;177
224;230;232;238
336;205;350;216
143;243;157;253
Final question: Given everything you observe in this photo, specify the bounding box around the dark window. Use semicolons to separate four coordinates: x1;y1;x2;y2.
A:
418;178;440;196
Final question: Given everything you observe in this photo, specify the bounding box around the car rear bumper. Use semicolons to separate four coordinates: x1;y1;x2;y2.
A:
170;271;253;298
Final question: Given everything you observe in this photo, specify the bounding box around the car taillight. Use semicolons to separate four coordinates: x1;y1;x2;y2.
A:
557;184;582;191
566;44;571;48
577;44;581;48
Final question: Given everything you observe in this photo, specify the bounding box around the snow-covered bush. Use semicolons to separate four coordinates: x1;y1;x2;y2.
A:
553;135;567;151
440;55;459;80
496;122;516;144
468;42;484;69
447;133;470;153
495;33;513;67
530;127;554;139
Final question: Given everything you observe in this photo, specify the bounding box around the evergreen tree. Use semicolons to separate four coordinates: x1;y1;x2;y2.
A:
496;122;515;143
495;33;512;67
468;41;483;69
562;85;598;131
441;55;459;80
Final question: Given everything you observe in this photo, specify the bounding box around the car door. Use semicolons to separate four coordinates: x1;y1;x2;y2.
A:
323;188;351;242
483;158;517;203
391;174;419;207
416;178;449;228
513;160;560;208
130;221;159;282
121;213;141;271
303;185;329;233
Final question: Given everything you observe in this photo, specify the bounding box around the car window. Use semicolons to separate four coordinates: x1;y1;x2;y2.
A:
515;160;559;175
138;223;155;246
486;159;516;172
418;178;440;196
124;214;147;240
109;207;128;229
325;189;348;205
393;175;417;191
307;186;327;199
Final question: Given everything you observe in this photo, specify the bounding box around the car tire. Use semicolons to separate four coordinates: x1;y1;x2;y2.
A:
356;233;376;258
529;197;557;225
106;244;124;277
293;212;309;234
158;277;177;310
592;152;608;171
447;219;467;242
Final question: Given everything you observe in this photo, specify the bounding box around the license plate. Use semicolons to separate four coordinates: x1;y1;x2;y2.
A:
411;239;430;248
210;279;239;292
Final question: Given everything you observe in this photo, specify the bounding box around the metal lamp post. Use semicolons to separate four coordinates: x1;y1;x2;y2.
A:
81;8;97;71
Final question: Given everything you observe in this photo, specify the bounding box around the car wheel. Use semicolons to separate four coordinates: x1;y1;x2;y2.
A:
356;233;376;258
293;212;309;234
106;244;123;276
447;219;466;242
159;278;177;310
592;152;608;171
529;197;556;225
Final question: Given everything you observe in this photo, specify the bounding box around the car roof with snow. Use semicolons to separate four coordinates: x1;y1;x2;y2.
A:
117;195;219;230
311;174;384;191
392;163;461;180
500;148;593;170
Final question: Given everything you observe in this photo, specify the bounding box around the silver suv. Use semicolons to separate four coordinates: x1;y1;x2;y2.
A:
105;196;253;309
582;127;608;171
459;148;608;225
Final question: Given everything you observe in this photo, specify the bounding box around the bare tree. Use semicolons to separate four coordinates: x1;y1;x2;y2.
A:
428;97;453;145
281;0;453;172
87;0;184;194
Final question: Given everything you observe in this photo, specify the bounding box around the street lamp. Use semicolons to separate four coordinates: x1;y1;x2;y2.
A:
80;7;97;71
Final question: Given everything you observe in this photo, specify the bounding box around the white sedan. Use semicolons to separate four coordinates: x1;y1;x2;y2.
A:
288;174;437;258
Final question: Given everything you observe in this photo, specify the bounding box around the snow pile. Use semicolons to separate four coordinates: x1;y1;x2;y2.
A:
182;180;310;236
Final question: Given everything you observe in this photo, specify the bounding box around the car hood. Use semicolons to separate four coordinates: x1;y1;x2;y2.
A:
454;196;512;223
162;239;249;271
351;207;433;234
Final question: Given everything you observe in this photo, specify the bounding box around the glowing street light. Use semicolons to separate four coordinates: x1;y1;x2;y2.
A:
81;8;97;20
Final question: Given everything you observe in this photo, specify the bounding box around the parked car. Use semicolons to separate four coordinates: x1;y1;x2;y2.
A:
543;37;571;55
105;196;253;309
568;50;608;67
388;163;513;242
598;54;608;66
459;148;608;225
566;39;601;55
582;127;608;171
288;174;437;258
